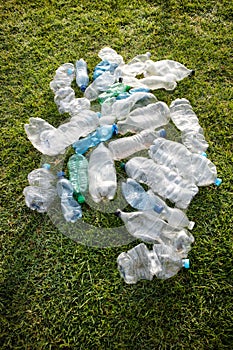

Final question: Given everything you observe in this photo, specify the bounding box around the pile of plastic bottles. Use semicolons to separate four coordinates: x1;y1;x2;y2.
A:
23;47;222;284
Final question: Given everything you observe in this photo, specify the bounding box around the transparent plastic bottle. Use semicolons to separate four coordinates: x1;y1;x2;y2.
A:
56;172;82;223
108;128;166;160
50;63;75;93
149;138;221;186
115;209;194;254
98;47;124;65
73;124;118;154
153;243;190;279
138;75;177;91
23;164;57;213
75;59;89;92
67;154;89;203
54;87;75;114
25;110;100;156
84;71;116;101
117;101;170;135
124;157;199;209
144;59;194;81
117;243;161;284
170;98;209;154
88;143;117;203
121;178;195;230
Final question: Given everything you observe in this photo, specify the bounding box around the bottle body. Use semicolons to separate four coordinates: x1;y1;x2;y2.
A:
57;177;82;223
75;59;89;92
108;128;166;160
125;157;198;209
67;154;89;202
88;143;117;203
144;59;194;81
117;101;170;134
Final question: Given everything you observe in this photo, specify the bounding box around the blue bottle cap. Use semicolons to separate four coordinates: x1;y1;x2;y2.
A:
67;68;73;76
96;112;102;118
214;178;222;186
80;85;87;92
153;204;164;214
201;152;207;157
42;163;51;170
112;124;118;135
159;129;167;138
57;171;65;178
182;259;190;269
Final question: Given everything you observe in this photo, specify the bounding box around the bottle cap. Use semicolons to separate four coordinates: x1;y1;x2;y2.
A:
201;152;207;157
77;194;85;204
214;178;222;186
42;163;51;170
153;204;164;214
57;171;65;178
67;68;73;75
159;129;167;138
120;162;126;170
182;259;190;269
80;85;87;92
112;124;118;135
96;112;102;118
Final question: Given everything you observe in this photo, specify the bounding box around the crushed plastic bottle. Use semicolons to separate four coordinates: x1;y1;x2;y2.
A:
50;63;75;93
88;143;117;203
25;111;100;156
121;178;195;230
124;157;199;209
117;242;190;284
54;87;75;114
149;138;222;186
144;59;194;81
115;209;194;254
57;172;82;223
108;128;166;160
23;164;57;213
117;243;160;284
170;98;209;154
117;101;170;134
75;59;89;92
98;47;124;66
67;153;89;203
73;124;118;154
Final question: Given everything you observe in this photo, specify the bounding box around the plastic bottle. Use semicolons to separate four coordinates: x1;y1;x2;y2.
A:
117;101;170;134
98;81;131;104
54;87;75;114
149;138;221;186
117;242;190;283
153;243;190;279
73;124;118;154
50;63;75;93
124;157;199;209
23;164;57;213
84;71;116;101
121;178;195;230
25;111;100;156
56;172;82;223
170;98;209;154
144;59;194;81
88;143;117;203
115;74;177;91
66;97;91;117
93;60;118;80
75;59;89;92
67;153;89;203
108;128;166;160
117;243;161;284
98;47;124;65
115;209;194;255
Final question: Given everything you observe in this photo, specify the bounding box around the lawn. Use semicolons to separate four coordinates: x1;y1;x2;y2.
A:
0;0;232;349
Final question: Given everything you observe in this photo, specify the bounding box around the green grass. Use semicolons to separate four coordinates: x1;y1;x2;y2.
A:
0;0;232;349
